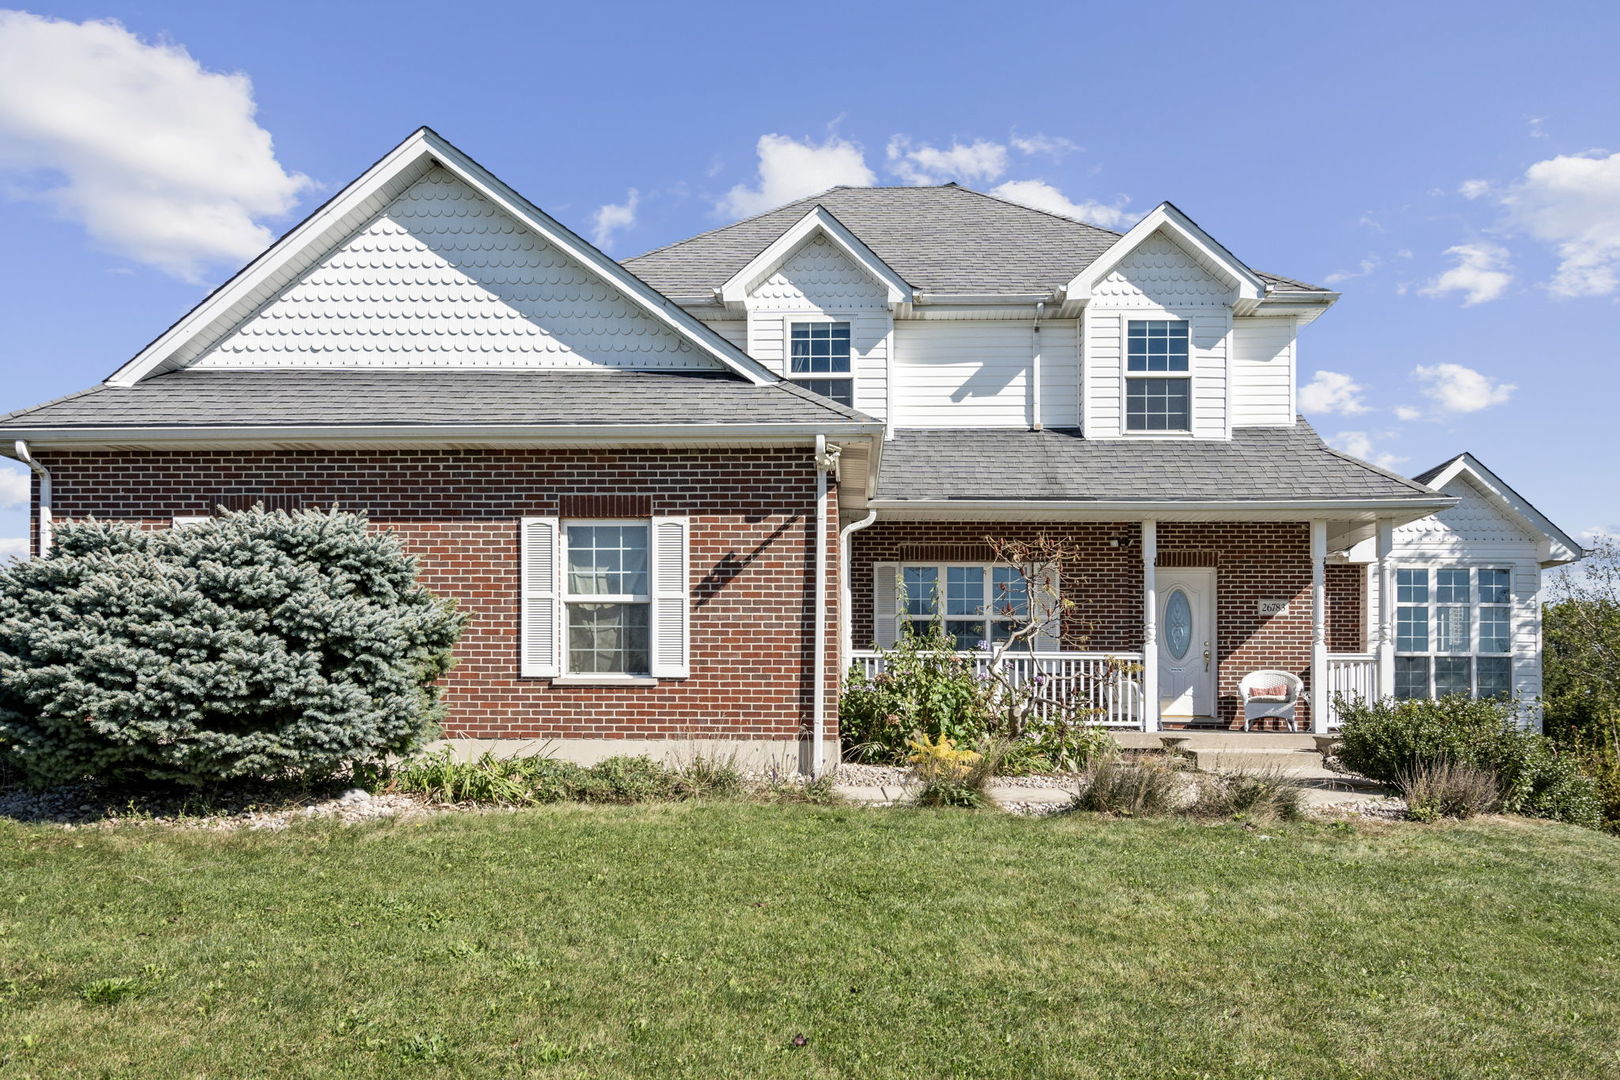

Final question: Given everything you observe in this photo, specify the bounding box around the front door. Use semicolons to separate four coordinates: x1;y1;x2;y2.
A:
1157;568;1216;720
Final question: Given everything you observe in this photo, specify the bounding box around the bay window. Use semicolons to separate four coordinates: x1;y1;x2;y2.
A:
1393;566;1513;699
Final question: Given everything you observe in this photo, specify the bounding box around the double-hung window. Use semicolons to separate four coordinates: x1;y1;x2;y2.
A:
519;515;690;681
1125;319;1191;432
900;564;1033;650
788;321;853;406
564;523;651;674
1393;567;1513;699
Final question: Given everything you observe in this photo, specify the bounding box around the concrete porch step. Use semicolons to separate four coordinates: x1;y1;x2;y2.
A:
1115;731;1320;751
1185;747;1331;776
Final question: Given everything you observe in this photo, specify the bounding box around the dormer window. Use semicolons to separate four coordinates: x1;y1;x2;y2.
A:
1125;319;1190;432
789;321;853;406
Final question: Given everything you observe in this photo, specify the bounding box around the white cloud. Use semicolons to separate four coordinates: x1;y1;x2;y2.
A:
590;188;638;250
717;133;875;218
989;179;1131;228
1577;524;1619;547
1299;371;1371;415
1458;179;1492;200
0;537;24;562
0;464;27;509
1010;133;1078;158
1328;431;1407;471
1323;256;1380;285
1500;150;1620;297
1394;405;1423;422
886;136;1007;185
1418;242;1513;305
1412;362;1515;413
0;11;311;281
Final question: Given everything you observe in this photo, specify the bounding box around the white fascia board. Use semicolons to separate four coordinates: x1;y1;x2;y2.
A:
868;496;1457;522
718;206;912;308
1063;201;1268;304
107;128;778;389
1423;453;1583;565
0;421;887;451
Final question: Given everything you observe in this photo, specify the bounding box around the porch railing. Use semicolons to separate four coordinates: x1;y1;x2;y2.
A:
1324;653;1378;729
849;649;1146;729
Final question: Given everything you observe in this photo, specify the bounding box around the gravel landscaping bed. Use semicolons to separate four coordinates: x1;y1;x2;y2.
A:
0;781;435;830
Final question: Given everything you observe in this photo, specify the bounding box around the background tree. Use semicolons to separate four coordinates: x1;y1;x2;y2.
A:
0;507;465;788
1544;537;1620;736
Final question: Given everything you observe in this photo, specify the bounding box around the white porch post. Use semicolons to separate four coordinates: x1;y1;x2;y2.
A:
1141;520;1159;732
1310;520;1329;733
1375;517;1395;703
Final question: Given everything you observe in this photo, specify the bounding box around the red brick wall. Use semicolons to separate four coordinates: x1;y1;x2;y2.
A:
850;520;1318;729
33;449;839;743
1326;564;1367;653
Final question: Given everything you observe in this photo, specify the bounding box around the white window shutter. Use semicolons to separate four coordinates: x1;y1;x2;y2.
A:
520;517;560;677
650;516;690;678
1030;565;1062;652
872;563;900;647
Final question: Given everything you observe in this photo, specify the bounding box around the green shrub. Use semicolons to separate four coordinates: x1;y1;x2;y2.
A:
841;627;991;763
0;509;465;789
1336;695;1600;827
1564;715;1620;833
575;756;679;803
1397;759;1500;822
1070;757;1183;817
1191;769;1305;822
912;738;1006;809
672;753;746;800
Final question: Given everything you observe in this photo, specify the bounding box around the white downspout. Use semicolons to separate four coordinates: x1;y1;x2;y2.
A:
1030;300;1045;432
13;441;50;557
811;435;831;777
839;508;878;662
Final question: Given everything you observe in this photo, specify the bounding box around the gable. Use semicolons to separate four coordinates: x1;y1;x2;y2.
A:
1091;232;1235;309
748;235;892;311
1397;473;1539;547
188;167;718;372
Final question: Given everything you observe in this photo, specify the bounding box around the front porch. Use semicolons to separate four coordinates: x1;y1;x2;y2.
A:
844;516;1405;734
850;649;1378;731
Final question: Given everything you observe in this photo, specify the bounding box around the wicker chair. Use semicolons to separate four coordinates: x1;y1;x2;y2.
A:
1239;670;1304;733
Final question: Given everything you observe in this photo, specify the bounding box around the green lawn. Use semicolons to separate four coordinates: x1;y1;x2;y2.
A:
1;806;1617;1079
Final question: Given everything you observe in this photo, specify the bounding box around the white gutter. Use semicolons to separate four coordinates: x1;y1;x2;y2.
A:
2;420;887;449
12;441;50;556
912;292;1055;305
811;435;831;777
868;496;1457;514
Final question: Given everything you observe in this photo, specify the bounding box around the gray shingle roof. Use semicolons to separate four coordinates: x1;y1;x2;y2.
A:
874;422;1437;503
624;185;1326;298
0;369;877;430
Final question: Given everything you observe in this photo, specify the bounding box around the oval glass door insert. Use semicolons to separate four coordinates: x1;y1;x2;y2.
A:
1165;589;1192;659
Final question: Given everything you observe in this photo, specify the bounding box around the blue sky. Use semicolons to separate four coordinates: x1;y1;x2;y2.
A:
2;1;1617;556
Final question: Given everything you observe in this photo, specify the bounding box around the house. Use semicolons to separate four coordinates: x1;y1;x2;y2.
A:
0;128;1582;772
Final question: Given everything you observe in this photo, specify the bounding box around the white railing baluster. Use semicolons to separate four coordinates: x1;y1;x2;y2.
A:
848;650;1145;729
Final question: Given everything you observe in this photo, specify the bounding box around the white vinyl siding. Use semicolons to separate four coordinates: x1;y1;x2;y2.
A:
1366;472;1551;714
1231;316;1297;427
891;319;1079;428
1082;231;1234;439
193;167;720;372
744;235;892;419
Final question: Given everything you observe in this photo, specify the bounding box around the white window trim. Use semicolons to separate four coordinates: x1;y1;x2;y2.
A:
1122;315;1193;436
1394;565;1514;699
895;562;1056;649
560;518;654;679
784;313;855;406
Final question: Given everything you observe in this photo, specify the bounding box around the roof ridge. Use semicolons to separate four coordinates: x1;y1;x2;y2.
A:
939;183;1129;238
625;186;849;263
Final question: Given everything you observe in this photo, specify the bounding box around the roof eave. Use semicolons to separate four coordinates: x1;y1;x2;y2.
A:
0;420;888;452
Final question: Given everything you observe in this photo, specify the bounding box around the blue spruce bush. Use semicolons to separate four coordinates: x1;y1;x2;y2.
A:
0;508;465;787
